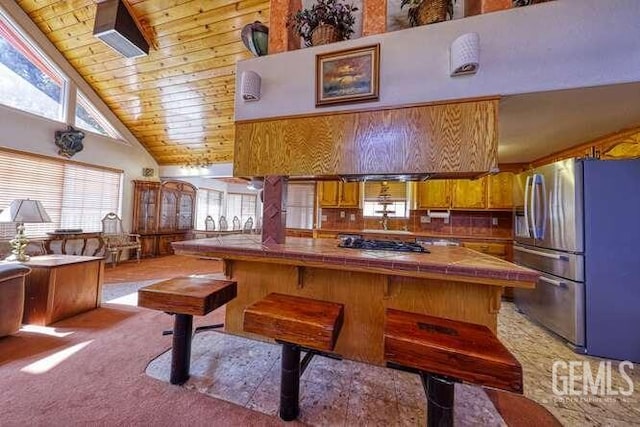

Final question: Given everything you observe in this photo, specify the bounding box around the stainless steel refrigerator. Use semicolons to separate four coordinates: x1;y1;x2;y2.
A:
513;158;640;362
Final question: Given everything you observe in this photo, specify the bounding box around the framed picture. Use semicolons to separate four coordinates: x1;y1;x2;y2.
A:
316;44;380;107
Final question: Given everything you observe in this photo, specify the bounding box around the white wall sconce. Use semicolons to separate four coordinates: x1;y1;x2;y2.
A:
450;32;480;77
241;70;261;101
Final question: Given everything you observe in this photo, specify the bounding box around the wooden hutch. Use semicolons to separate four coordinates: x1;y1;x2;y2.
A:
131;180;197;257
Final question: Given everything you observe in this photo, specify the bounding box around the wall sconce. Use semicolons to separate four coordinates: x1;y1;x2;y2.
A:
241;71;261;102
450;32;480;77
0;199;52;262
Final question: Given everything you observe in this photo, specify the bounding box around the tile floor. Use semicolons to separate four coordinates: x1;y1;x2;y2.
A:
102;277;639;427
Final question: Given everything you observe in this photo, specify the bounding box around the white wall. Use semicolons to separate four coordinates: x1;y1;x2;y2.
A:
236;0;640;120
0;2;159;232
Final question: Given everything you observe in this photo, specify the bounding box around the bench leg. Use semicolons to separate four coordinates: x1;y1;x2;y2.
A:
422;374;455;427
170;313;193;385
280;343;301;421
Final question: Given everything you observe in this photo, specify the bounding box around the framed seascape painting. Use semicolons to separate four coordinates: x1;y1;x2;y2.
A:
315;44;380;107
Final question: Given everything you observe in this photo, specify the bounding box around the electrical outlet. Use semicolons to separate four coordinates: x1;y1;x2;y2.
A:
340;211;346;218
349;213;356;221
420;215;431;224
321;215;327;222
492;217;499;226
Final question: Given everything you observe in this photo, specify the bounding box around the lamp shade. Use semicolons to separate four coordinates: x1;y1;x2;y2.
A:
0;199;52;223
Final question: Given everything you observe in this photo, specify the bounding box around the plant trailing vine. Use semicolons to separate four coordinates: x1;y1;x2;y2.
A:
288;0;358;47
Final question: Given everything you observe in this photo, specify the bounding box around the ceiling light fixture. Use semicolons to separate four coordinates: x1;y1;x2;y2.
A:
93;0;151;58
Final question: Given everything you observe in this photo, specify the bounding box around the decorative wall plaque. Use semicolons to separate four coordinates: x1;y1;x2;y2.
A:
54;125;85;158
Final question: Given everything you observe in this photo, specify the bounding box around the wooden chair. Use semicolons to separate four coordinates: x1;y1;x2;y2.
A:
244;293;344;421
254;217;262;234
243;217;253;233
204;215;215;231
232;216;241;231
218;216;228;231
384;309;523;427
138;275;237;384
101;212;141;268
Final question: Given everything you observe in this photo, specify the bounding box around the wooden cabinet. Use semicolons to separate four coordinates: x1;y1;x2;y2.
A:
132;180;196;257
487;172;515;209
317;181;360;208
23;255;104;326
416;180;450;209
451;178;487;209
462;241;508;259
416;173;514;210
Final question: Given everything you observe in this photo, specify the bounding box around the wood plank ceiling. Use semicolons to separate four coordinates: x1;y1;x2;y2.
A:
17;0;270;166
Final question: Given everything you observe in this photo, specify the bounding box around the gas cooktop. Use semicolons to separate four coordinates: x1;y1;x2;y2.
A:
338;237;429;253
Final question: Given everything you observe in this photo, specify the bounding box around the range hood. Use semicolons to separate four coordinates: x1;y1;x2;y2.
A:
93;0;149;58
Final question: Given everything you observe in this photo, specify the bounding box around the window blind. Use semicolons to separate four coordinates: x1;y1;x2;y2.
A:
286;183;315;229
363;181;407;201
0;149;122;238
196;188;223;229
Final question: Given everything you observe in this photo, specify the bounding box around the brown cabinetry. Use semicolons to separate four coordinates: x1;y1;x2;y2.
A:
132;180;196;257
23;255;104;326
416;172;514;210
451;178;487;209
318;181;360;208
416;180;450;209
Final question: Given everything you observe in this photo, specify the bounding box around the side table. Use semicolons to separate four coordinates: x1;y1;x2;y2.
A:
22;255;105;326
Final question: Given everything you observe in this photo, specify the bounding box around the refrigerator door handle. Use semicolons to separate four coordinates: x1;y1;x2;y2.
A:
530;174;538;239
513;245;570;261
539;276;568;288
539;173;548;239
524;175;532;238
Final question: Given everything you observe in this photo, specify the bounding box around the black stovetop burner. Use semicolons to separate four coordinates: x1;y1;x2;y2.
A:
338;237;429;253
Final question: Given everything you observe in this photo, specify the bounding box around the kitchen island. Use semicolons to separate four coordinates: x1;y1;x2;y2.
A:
172;235;538;365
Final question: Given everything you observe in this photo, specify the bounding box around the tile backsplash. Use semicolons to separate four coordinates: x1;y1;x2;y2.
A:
319;208;512;238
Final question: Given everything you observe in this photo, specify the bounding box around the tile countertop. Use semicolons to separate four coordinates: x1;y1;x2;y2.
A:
172;236;538;288
315;228;513;242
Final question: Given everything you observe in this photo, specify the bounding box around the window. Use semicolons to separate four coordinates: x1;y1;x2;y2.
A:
0;149;122;238
75;91;122;139
362;181;409;218
196;188;223;229
0;10;66;121
286;183;315;229
226;193;257;226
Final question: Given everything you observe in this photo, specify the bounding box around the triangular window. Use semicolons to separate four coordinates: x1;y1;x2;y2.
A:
75;91;122;140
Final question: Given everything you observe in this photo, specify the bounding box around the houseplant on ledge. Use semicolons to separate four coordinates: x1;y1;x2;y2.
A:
289;0;358;47
400;0;455;27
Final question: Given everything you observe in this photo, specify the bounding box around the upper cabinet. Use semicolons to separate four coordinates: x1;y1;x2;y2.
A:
416;172;514;210
451;178;487;209
416;180;450;209
487;172;515;209
317;181;360;208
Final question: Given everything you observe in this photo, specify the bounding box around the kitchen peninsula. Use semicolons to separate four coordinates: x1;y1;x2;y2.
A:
172;235;538;365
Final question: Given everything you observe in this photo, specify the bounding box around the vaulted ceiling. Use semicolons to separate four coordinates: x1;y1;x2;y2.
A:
17;0;270;166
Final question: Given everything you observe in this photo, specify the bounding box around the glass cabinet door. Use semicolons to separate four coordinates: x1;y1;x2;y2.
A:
177;193;194;230
159;190;177;231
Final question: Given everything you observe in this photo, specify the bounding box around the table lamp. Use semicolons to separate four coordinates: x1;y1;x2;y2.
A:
0;199;51;262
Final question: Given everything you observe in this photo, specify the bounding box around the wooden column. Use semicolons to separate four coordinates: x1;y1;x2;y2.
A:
362;0;387;36
269;0;302;54
262;176;288;244
465;0;512;16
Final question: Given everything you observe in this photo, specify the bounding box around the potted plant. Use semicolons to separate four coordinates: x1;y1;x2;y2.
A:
400;0;455;27
288;0;358;47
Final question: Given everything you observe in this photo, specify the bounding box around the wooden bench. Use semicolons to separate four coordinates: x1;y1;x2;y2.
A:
138;275;237;385
384;309;523;427
244;293;344;421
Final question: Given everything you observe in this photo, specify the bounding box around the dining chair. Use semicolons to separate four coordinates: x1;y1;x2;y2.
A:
205;215;215;231
101;212;141;267
219;216;228;231
232;216;241;231
243;217;253;233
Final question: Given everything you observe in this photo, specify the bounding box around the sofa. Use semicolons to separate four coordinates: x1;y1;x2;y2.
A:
0;264;32;337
